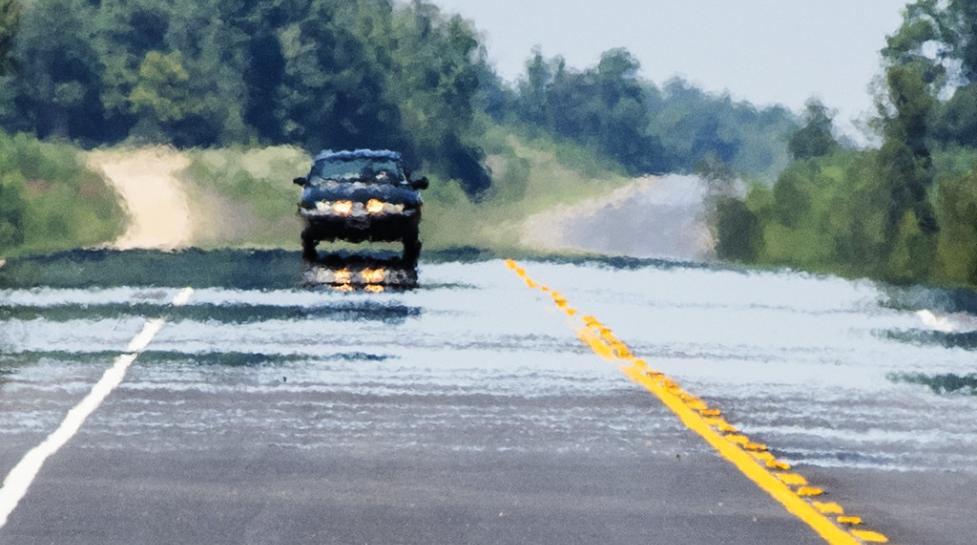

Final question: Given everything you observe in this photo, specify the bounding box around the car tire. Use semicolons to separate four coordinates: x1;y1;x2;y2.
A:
403;230;421;263
301;232;318;261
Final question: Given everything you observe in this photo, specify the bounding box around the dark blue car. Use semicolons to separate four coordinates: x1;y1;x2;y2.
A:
293;149;428;261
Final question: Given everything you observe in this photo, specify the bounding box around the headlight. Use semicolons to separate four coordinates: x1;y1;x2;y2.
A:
333;268;352;284
366;199;384;214
332;201;353;215
361;268;386;283
311;199;406;216
365;200;406;215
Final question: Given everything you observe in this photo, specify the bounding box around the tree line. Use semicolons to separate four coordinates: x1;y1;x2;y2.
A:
489;48;795;178
716;0;977;288
0;0;494;193
0;0;796;198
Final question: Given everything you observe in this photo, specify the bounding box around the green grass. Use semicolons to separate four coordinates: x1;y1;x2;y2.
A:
178;124;633;252
0;132;125;256
0;125;636;256
421;125;631;250
178;145;308;248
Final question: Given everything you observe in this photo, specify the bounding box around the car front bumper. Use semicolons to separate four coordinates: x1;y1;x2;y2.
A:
300;208;420;243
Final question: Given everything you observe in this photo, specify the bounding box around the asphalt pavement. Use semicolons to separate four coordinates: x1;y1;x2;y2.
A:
0;250;975;545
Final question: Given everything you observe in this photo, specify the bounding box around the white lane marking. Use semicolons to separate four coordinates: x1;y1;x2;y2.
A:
126;319;165;352
171;287;193;307
916;309;958;333
0;287;193;529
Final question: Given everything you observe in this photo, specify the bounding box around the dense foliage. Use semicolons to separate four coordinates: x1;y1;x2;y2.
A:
0;0;807;258
717;0;977;288
0;0;17;75
0;132;124;255
0;0;796;198
0;0;493;194
498;49;796;179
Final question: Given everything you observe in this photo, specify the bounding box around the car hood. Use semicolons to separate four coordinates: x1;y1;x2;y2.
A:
300;180;422;207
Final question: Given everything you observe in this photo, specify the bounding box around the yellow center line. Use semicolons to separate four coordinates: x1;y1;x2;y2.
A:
504;260;891;545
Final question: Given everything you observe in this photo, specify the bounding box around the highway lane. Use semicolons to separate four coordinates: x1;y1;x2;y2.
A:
0;250;975;544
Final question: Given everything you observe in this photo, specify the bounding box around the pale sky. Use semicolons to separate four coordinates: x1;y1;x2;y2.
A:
434;0;909;137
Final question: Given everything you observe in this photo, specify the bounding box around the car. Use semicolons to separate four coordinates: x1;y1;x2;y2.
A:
293;149;428;261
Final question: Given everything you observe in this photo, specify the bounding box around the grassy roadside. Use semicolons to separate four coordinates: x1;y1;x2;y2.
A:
178;146;308;248
0;132;125;257
719;147;977;291
0;124;635;257
176;124;633;252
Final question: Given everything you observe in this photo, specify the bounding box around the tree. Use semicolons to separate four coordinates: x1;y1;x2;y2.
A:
883;0;977;147
512;47;671;174
368;1;491;195
934;168;977;284
129;51;193;126
5;0;107;140
884;0;977;83
276;1;405;154
878;62;939;238
518;49;550;126
0;0;19;75
0;177;25;252
934;83;977;144
714;196;761;262
788;100;837;160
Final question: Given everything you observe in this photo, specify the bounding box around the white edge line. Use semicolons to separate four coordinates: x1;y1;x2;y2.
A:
0;286;193;529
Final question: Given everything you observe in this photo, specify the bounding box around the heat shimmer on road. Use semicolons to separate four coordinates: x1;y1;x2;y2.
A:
504;260;889;545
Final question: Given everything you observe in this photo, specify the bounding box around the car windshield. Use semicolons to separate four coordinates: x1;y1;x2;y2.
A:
310;158;403;184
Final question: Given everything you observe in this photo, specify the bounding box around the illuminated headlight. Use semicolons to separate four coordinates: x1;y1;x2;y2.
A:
333;268;352;284
309;200;406;216
366;199;385;214
332;200;353;215
311;200;354;215
361;268;386;283
365;199;405;215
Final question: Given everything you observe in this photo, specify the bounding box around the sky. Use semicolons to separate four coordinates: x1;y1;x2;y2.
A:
433;0;910;138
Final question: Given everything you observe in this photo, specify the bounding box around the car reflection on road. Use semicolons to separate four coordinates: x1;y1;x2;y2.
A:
302;252;418;292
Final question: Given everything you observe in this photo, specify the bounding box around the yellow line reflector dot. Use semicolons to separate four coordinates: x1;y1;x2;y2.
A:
850;529;889;543
767;460;792;471
506;261;867;545
629;358;649;370
621;365;859;545
744;442;769;452
706;418;738;433
776;473;809;486
751;451;776;463
837;516;862;526
813;502;845;515
576;329;616;361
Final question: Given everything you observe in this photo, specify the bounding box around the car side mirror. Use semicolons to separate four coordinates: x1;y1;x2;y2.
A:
293;177;307;186
411;176;429;190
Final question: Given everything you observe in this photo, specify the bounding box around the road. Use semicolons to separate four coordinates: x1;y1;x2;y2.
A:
521;174;712;260
0;250;975;545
